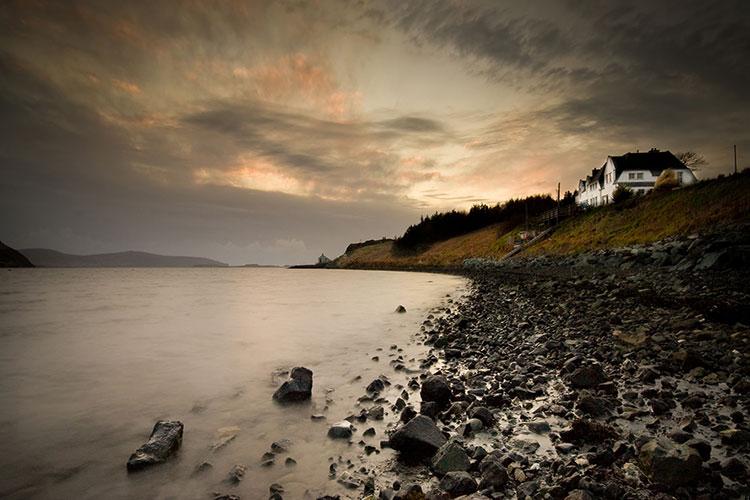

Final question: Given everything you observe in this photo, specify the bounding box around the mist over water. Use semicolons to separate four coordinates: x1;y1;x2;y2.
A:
0;268;466;499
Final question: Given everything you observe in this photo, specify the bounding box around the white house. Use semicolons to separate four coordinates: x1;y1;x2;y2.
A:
575;149;697;207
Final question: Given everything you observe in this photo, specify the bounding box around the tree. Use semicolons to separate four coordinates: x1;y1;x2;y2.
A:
676;151;707;171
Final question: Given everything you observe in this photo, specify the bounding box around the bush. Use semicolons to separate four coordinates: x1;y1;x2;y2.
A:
655;169;679;190
612;185;634;203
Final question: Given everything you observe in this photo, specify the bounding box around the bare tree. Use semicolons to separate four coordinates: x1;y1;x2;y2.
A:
676;151;707;171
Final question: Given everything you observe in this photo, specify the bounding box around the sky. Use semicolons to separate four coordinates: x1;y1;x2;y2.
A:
1;0;749;265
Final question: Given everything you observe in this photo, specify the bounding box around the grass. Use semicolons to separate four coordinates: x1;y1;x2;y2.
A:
336;172;750;268
335;222;520;268
526;172;750;256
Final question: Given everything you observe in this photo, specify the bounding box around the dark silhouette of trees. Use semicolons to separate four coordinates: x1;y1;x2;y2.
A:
676;151;707;171
395;194;555;250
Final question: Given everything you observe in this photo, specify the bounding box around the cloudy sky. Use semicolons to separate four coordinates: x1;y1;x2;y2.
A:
1;0;748;264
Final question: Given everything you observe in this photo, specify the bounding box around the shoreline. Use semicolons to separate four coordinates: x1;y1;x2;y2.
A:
340;261;750;499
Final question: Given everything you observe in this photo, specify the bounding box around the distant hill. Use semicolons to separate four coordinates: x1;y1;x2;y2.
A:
18;249;228;268
0;241;34;267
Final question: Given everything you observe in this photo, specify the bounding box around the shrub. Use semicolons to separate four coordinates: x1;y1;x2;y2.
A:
655;169;679;190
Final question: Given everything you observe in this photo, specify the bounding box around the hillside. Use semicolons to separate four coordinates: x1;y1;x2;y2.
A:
0;241;34;267
335;222;520;269
19;249;228;268
337;172;750;269
525;171;750;256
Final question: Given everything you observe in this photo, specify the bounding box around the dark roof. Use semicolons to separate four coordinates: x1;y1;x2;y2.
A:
610;150;687;177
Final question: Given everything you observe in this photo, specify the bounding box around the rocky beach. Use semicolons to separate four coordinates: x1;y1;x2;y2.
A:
297;227;750;500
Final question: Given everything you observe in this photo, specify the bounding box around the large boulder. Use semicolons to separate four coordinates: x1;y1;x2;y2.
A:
127;420;184;471
389;415;447;458
638;438;703;488
420;375;452;406
327;421;353;439
431;439;470;476
273;367;313;402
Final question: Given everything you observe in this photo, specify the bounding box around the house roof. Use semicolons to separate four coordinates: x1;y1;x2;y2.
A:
610;150;687;177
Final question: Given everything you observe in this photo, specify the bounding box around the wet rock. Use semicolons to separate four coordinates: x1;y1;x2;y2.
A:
285;457;297;466
395;305;407;313
126;420;184;471
225;464;247;484
367;378;386;394
478;461;508;490
389;415;447;458
271;439;292;453
431;439;471;476
273;367;313;402
213;494;240;500
638;438;703;488
367;405;385;420
721;457;747;480
568;363;607;389
211;426;240;452
564;490;594;500
327;421;353;439
559;418;615;444
526;420;550;434
720;428;750;446
439;471;477;497
469;406;495;427
400;406;417;423
420;375;452;406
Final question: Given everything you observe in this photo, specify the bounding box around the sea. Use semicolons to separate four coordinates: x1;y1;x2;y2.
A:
0;267;466;499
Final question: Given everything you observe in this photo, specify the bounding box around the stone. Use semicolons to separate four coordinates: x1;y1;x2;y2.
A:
225;464;247;484
431;439;471;476
721;457;747;480
565;490;594;500
127;420;184;471
273;367;313;402
559;418;614;444
478;461;508;490
366;378;386;393
327;421;353;439
439;471;478;497
469;406;495;427
367;405;385;420
389;415;447;458
638;438;703;488
568;364;607;389
420;375;452;406
526;420;550;434
395;305;407;313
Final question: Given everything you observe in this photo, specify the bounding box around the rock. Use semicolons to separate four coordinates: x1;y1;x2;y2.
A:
400;406;417;423
211;426;240;452
126;420;184;471
431;439;471;476
559;419;614;444
638;438;703;488
568;364;607;389
612;328;648;346
721;457;747;480
565;490;594;500
273;367;313;402
720;428;750;446
327;421;353;439
469;406;495;427
685;438;711;461
389;415;447;458
395;305;407;313
439;471;478;497
213;495;240;500
271;439;292;453
367;405;385;420
420;375;452;406
225;464;247;484
526;420;550;434
366;378;386;393
478;461;508;490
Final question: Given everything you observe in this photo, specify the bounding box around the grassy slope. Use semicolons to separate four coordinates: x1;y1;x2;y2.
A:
336;173;750;268
526;172;750;256
335;223;519;268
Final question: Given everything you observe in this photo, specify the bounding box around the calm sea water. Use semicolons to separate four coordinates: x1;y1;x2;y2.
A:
0;268;465;499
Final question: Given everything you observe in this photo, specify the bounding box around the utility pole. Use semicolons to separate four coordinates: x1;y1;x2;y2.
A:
734;145;738;175
524;200;528;234
556;182;561;226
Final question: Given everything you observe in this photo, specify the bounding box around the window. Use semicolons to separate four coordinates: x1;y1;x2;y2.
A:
628;173;635;180
603;195;609;204
636;172;644;180
677;171;684;183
